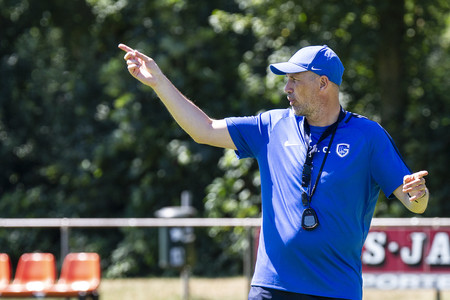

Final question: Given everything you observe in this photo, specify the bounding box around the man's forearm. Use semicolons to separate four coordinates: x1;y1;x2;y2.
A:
153;75;213;142
394;184;429;214
406;188;429;214
397;188;429;214
152;75;235;149
119;43;235;149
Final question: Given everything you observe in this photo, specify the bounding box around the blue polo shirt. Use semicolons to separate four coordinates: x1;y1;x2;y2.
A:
225;108;410;300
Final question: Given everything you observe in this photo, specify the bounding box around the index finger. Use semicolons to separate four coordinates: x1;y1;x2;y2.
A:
134;50;151;62
414;170;429;179
403;170;429;184
118;43;134;53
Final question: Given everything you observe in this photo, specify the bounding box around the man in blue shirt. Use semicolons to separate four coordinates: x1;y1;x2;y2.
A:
119;43;429;300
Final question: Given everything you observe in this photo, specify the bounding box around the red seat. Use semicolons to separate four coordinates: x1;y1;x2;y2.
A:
0;254;11;292
1;253;56;297
47;253;100;299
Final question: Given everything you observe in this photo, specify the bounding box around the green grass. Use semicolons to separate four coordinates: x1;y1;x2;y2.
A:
1;277;448;299
98;277;450;300
100;277;247;300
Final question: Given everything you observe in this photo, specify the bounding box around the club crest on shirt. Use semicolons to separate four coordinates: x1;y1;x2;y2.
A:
336;143;350;158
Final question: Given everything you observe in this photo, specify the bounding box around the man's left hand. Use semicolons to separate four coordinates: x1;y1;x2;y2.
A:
403;170;429;202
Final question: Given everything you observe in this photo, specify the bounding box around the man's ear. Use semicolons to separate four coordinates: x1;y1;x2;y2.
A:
319;76;329;90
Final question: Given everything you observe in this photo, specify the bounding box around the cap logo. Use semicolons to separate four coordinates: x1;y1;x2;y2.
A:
336;143;350;158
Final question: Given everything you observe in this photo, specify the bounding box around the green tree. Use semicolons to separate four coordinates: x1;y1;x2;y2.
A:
0;0;448;277
0;0;248;276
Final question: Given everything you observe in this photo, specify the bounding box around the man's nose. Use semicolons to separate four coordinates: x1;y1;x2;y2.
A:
284;81;292;94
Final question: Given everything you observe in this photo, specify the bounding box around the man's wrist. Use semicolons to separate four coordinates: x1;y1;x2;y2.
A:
410;188;428;203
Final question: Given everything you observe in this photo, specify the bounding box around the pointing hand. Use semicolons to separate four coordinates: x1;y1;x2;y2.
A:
118;43;163;88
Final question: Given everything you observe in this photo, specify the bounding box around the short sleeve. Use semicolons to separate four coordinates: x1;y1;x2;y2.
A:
370;124;411;198
225;115;266;159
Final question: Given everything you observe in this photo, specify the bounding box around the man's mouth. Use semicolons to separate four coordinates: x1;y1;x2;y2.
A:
287;95;295;105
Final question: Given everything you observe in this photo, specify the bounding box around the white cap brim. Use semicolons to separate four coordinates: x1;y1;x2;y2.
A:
269;62;308;75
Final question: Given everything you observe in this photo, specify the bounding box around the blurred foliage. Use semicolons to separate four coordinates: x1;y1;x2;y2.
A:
0;0;449;277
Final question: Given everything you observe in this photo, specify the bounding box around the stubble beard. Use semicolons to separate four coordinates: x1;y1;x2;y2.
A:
291;102;313;118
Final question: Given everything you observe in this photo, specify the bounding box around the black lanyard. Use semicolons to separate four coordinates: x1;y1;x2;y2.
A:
301;108;346;207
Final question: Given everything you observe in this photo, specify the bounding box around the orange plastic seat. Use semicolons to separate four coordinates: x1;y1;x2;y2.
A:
0;253;11;292
1;252;56;297
47;253;100;300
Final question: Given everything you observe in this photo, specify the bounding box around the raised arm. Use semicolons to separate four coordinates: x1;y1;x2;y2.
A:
118;43;236;150
393;170;429;214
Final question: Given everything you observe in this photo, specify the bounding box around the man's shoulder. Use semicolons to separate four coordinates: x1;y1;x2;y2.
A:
260;108;292;117
226;108;293;132
343;111;392;146
259;108;295;124
344;111;383;131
